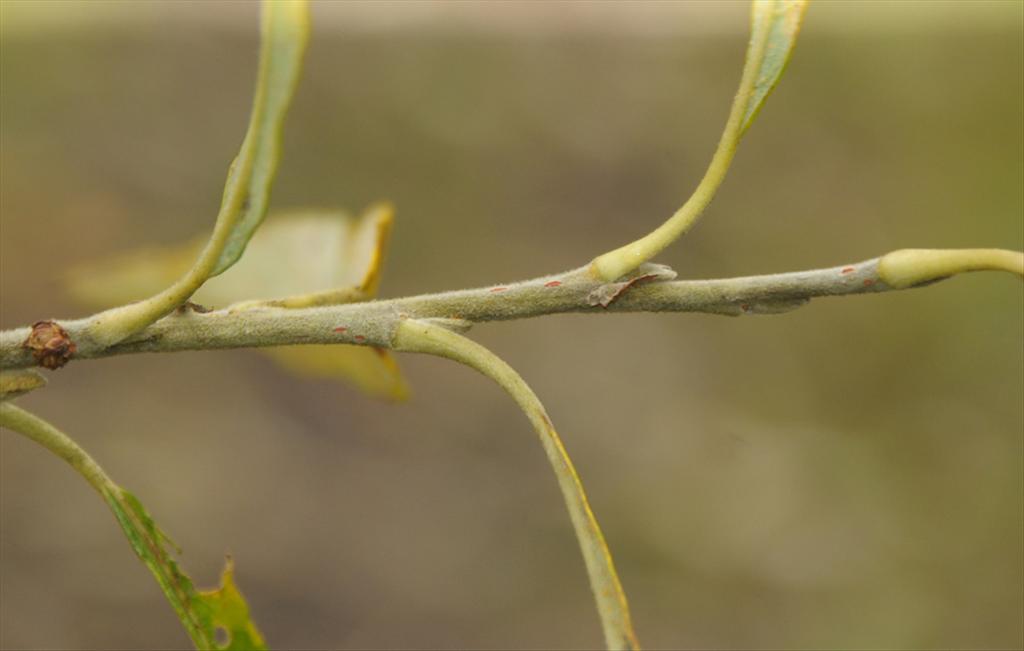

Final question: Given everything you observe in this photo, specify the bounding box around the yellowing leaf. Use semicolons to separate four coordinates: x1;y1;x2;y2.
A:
197;203;394;308
266;345;409;401
68;206;407;400
67;243;198;308
393;320;638;650
115;492;267;651
197;559;267;651
0;369;47;400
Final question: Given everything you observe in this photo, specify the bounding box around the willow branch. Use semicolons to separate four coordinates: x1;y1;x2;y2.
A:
2;250;1021;371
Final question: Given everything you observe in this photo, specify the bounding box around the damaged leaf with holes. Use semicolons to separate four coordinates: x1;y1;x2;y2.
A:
68;205;408;400
109;490;267;650
0;402;266;651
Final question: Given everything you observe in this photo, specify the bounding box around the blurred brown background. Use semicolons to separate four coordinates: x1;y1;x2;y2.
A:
1;1;1021;649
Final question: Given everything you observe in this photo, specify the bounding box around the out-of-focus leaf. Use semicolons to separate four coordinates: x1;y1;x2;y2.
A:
67;207;407;400
740;0;809;134
68;207;392;308
199;203;394;308
0;370;46;400
0;402;265;651
266;345;409;400
67;244;198;309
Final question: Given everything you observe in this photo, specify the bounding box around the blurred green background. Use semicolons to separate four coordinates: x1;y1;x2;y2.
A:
1;1;1021;649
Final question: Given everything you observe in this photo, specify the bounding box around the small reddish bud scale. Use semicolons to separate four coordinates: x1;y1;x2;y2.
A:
23;320;76;369
740;304;750;312
489;287;508;293
544;280;562;288
354;335;366;342
863;279;875;287
841;267;855;274
333;326;348;333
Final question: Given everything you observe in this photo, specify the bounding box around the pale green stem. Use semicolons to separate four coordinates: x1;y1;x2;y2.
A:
878;248;1024;288
393;319;640;651
0;401;115;497
3;248;1022;371
588;11;772;282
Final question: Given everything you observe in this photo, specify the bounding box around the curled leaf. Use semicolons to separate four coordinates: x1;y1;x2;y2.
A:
265;344;409;401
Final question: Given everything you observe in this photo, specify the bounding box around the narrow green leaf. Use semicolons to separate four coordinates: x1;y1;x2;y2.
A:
589;0;808;282
740;0;809;134
393;320;639;651
85;0;309;346
211;0;310;276
0;403;266;651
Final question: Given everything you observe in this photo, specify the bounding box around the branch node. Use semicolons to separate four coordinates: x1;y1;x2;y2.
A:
587;263;677;308
418;317;474;334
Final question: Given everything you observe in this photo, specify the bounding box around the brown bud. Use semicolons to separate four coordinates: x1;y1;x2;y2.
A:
23;320;77;370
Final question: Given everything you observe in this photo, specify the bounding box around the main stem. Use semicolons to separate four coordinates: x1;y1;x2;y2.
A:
1;249;1021;372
